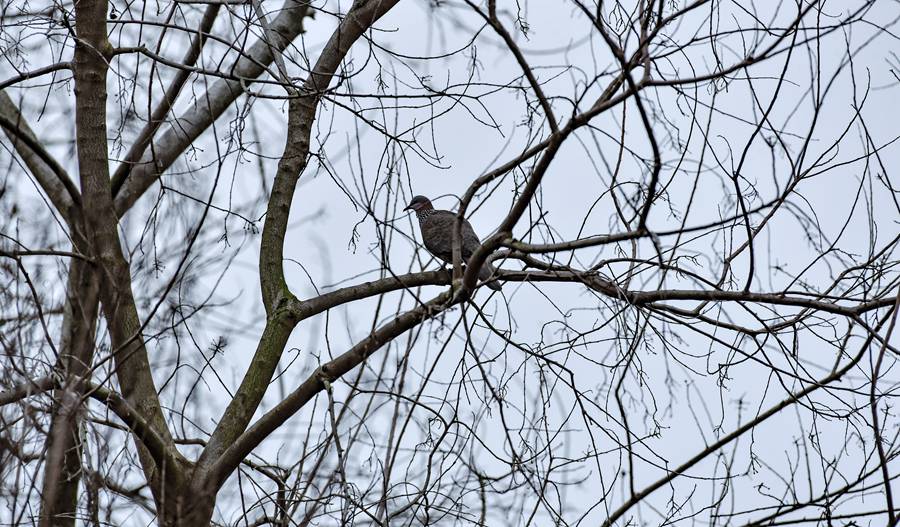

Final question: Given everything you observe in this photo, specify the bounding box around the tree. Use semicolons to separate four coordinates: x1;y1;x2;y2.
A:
1;0;898;525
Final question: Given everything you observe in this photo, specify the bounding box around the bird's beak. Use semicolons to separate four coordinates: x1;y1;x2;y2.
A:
403;204;413;211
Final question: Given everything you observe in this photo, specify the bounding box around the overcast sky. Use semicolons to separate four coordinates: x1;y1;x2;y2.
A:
3;0;900;524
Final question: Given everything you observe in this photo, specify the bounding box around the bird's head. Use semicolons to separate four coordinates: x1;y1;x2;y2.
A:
403;195;433;212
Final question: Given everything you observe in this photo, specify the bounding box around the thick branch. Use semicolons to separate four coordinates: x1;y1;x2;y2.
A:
0;375;56;406
0;92;80;220
207;289;456;486
86;384;186;485
72;0;187;508
109;4;221;196
197;0;402;474
39;259;100;527
291;269;452;320
112;0;313;216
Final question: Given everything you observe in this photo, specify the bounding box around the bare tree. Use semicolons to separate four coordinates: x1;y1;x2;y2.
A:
1;0;899;525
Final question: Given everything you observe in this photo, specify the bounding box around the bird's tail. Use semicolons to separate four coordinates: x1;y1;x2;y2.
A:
478;262;502;291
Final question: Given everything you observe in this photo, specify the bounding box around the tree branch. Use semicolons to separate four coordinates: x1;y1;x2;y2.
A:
39;259;100;527
109;4;221;196
207;288;457;487
196;0;403;475
72;0;188;510
0;92;80;220
112;0;313;216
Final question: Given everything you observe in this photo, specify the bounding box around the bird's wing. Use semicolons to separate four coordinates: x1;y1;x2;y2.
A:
421;211;484;262
421;211;455;262
460;219;483;259
432;211;483;258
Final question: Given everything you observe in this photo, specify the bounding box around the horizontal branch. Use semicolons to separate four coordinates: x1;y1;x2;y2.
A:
0;375;56;406
0;61;72;91
498;269;898;317
0;249;93;261
290;269;453;320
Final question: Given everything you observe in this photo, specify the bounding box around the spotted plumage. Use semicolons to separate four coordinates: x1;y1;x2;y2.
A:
404;195;502;291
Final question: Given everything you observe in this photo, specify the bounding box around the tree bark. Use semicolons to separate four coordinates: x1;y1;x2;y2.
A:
71;0;192;522
38;259;100;527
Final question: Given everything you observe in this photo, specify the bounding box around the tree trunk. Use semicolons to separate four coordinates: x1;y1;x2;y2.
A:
39;259;100;527
71;0;189;521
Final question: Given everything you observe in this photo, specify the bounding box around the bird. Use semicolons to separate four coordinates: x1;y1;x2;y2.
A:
404;195;502;291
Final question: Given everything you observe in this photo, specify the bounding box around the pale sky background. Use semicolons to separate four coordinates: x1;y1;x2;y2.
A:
2;0;900;524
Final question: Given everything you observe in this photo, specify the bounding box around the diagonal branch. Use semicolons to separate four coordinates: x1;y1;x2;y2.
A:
0;92;80;220
109;4;221;196
207;288;456;487
112;0;313;216
0;373;185;490
196;0;403;475
467;0;557;133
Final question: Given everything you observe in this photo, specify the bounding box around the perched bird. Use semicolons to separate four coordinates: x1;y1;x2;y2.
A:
404;195;502;291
